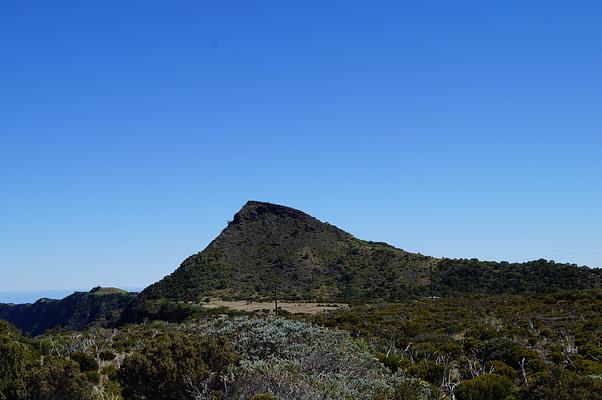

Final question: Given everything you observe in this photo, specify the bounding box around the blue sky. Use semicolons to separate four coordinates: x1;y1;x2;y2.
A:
0;1;601;293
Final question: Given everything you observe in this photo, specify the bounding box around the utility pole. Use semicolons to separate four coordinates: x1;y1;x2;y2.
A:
273;285;278;316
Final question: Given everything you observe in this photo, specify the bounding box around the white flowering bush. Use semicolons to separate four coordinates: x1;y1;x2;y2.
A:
181;316;438;399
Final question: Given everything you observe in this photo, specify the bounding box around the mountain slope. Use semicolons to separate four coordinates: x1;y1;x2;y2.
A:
139;201;602;304
142;201;436;302
0;287;136;335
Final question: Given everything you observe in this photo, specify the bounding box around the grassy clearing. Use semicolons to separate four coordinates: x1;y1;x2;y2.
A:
201;298;348;314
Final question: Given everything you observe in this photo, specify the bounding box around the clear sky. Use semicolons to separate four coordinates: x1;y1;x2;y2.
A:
1;1;601;292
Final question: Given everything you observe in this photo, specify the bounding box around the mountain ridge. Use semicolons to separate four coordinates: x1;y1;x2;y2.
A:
0;287;136;335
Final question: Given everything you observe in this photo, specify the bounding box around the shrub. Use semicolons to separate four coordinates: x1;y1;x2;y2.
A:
26;356;99;400
99;350;116;361
210;317;437;400
455;373;512;400
85;370;100;384
386;379;442;400
0;334;32;400
118;330;237;400
520;366;602;400
486;360;516;381
71;352;99;372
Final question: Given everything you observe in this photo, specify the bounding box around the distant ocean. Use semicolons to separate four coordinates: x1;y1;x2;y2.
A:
0;287;142;304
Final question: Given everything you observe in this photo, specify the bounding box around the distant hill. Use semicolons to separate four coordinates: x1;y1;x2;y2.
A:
138;201;602;304
0;287;136;335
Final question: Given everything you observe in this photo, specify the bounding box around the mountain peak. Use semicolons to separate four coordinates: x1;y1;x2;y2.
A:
137;202;602;305
231;201;313;225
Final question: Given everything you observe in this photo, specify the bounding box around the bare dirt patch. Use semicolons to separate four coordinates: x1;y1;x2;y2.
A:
202;299;348;314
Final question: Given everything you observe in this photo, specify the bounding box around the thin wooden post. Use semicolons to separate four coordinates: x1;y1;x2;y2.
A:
274;286;278;316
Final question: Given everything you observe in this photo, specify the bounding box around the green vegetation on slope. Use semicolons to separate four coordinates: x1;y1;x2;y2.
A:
432;258;602;295
0;287;136;335
2;290;602;399
306;290;602;400
141;201;435;302
138;201;602;305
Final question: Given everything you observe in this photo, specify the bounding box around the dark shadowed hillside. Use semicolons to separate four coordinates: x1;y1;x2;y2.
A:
138;201;602;305
0;287;136;335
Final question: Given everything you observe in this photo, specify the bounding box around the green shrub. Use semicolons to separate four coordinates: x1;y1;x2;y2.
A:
26;357;99;400
118;331;237;400
71;352;99;372
521;366;602;400
455;373;512;400
85;370;100;384
388;379;441;400
0;334;32;400
486;360;516;381
99;350;116;361
102;364;119;381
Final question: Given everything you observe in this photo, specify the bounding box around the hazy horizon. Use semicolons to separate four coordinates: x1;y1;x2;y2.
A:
0;287;144;304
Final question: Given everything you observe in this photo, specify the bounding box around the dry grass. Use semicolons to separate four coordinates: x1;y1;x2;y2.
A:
201;299;348;314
